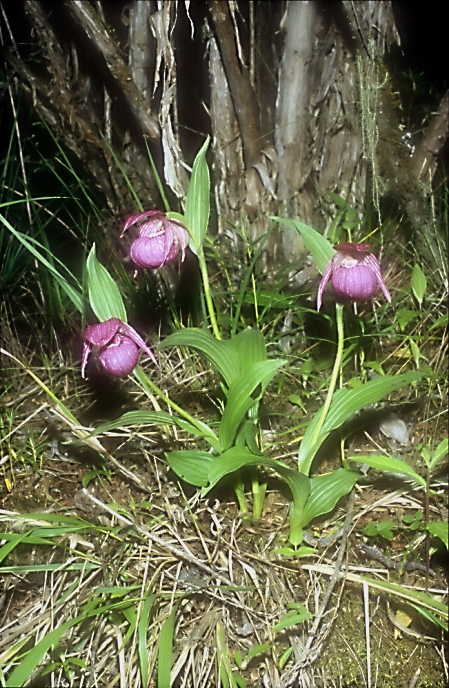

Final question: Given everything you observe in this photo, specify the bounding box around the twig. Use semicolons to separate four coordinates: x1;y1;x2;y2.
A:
80;489;241;592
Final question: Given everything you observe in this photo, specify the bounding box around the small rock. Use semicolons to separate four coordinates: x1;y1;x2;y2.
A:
379;414;411;446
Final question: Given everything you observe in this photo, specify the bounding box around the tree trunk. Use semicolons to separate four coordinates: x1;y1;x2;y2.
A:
3;0;447;275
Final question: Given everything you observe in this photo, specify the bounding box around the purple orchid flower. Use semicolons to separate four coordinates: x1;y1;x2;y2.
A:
121;210;190;270
317;243;391;311
82;318;157;378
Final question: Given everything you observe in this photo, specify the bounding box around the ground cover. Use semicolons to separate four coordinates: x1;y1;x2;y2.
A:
0;118;448;688
1;248;447;687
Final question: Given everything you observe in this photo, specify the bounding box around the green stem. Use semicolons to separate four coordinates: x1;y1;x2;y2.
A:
197;248;221;340
252;473;267;520
307;302;345;466
133;366;219;449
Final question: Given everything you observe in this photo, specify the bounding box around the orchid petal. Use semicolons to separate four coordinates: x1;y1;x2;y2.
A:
81;341;92;379
118;322;158;367
363;254;391;302
130;236;178;269
138;217;165;237
99;336;139;376
82;318;158;378
121;210;162;237
122;209;189;269
317;260;334;311
171;222;190;261
331;265;377;300
317;242;391;309
334;242;372;253
84;318;120;346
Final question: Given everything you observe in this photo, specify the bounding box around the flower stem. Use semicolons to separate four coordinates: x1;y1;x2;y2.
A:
133;366;220;450
197;248;221;340
307;302;345;470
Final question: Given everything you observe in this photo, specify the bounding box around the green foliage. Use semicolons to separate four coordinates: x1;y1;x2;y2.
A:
402;510;423;531
411;263;427;305
298;372;425;475
418;438;448;472
184;136;210;255
426;522;448;549
273;216;335;275
272;605;313;631
158;602;179;688
363;520;395;540
0;209;86;317
86;244;127;322
350;455;426;489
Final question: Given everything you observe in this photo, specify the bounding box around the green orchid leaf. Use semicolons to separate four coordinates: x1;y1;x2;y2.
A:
166;450;214;487
72;410;178;439
429;438;448;472
406;602;448;632
174;417;219;445
185;137;210;253
411;263;427;305
298;371;425;474
359;576;448;621
301;469;359;527
166;210;188;227
350;455;426;489
322;372;425;436
227;328;267;370
72;410;217;449
87;244;127;322
426;521;448;549
272;217;336;275
205;447;310;545
243;420;263;455
219;360;285;451
158;328;241;388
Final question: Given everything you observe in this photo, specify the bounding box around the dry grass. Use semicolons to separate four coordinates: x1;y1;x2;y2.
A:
1;300;447;688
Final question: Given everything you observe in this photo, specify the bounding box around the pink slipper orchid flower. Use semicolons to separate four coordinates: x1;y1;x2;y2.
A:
82;318;157;378
317;243;391;311
121;210;190;270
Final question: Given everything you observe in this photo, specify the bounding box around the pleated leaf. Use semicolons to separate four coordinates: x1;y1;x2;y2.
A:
166;450;214;487
227;327;267;370
75;410;218;448
206;447;310;545
273;217;336;275
298;371;424;474
87;244;127;322
350;455;426;488
159;328;241;388
185;137;210;253
219;360;285;451
301;469;359;527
